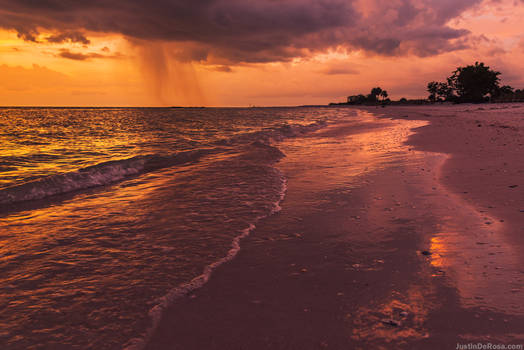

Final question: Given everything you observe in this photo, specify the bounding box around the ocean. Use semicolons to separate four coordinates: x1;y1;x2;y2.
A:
0;107;334;349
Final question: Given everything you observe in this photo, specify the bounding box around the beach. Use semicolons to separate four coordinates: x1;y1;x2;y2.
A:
145;105;524;349
1;106;523;349
3;0;524;348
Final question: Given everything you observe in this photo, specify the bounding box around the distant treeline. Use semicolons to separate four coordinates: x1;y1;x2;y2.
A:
331;62;523;106
330;87;427;106
346;87;389;104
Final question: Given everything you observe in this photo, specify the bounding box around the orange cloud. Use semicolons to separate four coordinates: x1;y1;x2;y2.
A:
0;0;523;106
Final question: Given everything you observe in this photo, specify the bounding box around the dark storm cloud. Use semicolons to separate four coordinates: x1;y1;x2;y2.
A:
46;31;90;45
57;49;122;61
58;49;101;61
0;0;484;63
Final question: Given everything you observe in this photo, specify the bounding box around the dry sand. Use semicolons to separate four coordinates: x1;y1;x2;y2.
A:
146;105;524;349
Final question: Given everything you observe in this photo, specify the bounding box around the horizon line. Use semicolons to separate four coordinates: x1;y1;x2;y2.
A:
0;104;336;109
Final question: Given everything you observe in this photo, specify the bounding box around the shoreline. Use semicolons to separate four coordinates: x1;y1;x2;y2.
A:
124;172;288;350
145;107;524;349
368;103;524;248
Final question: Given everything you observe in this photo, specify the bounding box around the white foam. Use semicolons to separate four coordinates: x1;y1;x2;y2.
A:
0;150;211;206
123;170;288;350
0;157;147;205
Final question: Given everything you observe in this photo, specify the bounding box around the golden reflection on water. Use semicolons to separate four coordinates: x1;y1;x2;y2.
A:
0;135;142;189
0;109;162;189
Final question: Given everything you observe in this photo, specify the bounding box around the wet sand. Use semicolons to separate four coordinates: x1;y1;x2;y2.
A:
372;104;524;247
145;106;524;349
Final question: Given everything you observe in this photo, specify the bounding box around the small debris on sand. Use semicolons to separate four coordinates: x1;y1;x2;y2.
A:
421;250;432;256
381;319;402;327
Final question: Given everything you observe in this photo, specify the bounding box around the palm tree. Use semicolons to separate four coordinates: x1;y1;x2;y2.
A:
380;90;388;101
371;87;382;98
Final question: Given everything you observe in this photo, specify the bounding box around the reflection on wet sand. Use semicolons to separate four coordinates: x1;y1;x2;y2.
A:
351;284;433;344
301;110;523;343
277;111;441;344
427;208;522;315
279;110;428;195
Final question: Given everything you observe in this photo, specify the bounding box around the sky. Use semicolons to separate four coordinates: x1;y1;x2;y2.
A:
1;0;524;107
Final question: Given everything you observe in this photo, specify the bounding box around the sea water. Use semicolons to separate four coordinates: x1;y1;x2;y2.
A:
0;107;334;349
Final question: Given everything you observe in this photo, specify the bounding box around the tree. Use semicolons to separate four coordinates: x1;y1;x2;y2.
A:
447;62;500;103
500;85;514;94
344;87;392;105
427;81;454;102
347;94;367;104
427;81;438;102
366;87;382;102
491;85;517;101
496;85;514;96
371;87;382;98
356;94;367;103
436;82;454;101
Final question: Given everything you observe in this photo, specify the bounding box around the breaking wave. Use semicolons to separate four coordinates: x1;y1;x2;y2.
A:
0;150;211;205
0;120;326;206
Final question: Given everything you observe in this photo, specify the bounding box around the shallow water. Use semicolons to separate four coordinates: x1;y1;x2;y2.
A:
0;107;331;349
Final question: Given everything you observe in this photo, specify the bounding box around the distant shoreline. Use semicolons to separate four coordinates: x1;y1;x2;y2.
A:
2;101;524;109
329;100;524;107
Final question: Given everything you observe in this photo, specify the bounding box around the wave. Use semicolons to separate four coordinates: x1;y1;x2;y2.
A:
0;149;211;205
123;170;288;350
120;122;325;350
215;120;327;146
0;120;327;206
